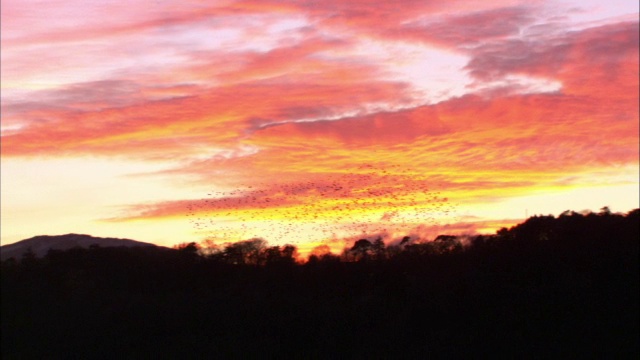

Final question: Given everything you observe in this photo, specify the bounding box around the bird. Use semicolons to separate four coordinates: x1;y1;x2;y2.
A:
186;163;457;246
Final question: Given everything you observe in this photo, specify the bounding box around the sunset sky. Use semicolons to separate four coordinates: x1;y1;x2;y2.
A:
2;0;638;254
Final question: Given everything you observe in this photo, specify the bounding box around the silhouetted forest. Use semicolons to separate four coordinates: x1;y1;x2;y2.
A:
2;208;638;358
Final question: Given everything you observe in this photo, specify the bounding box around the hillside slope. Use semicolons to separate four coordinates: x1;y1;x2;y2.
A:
0;234;159;261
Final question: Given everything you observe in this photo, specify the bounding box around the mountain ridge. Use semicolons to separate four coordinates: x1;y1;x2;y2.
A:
0;233;161;261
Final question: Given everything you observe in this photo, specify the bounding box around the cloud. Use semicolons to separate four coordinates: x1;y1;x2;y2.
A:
8;18;634;231
106;164;463;247
2;0;637;247
388;6;537;47
111;166;453;219
252;105;449;146
1;75;411;158
466;21;639;95
6;4;635;163
246;91;638;172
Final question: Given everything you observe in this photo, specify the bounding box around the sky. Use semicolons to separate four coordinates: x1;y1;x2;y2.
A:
1;0;638;255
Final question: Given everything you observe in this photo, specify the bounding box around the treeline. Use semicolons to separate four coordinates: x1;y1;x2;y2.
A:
2;209;638;358
176;207;639;265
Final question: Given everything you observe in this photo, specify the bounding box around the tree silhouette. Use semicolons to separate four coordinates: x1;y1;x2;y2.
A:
349;239;372;261
260;244;297;266
2;208;638;358
222;238;266;265
174;242;199;254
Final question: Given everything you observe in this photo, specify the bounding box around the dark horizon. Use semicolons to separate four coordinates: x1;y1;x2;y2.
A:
3;208;638;358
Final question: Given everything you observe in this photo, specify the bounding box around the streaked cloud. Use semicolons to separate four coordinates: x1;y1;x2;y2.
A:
1;0;637;248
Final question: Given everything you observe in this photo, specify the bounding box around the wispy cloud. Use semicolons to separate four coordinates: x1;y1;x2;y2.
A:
1;0;637;246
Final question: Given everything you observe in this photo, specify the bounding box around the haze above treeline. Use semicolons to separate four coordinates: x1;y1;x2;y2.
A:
3;207;638;263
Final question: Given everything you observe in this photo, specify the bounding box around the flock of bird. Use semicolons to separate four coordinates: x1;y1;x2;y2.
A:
186;164;457;245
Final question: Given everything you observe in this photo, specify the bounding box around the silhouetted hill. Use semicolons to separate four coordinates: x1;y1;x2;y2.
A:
0;233;160;261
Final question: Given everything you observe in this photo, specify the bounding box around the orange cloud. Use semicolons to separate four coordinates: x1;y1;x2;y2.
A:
249;92;637;172
2;0;637;248
1;76;410;158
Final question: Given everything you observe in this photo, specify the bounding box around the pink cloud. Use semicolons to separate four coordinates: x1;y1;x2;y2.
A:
466;21;639;95
2;0;637;247
1;74;411;158
386;6;537;47
253;105;449;146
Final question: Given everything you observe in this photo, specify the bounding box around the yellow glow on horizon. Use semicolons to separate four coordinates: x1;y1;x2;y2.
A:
1;0;637;253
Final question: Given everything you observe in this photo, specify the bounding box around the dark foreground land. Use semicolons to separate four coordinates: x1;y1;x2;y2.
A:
2;209;638;359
